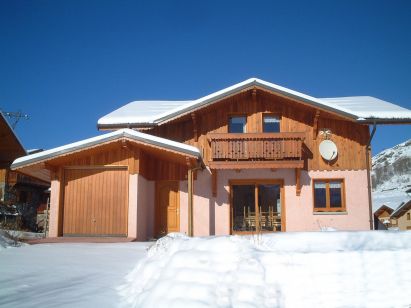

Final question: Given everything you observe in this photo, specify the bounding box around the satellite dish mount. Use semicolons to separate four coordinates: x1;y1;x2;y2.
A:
318;129;338;162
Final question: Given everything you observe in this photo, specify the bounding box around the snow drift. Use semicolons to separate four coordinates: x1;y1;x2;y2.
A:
119;232;411;308
0;230;24;250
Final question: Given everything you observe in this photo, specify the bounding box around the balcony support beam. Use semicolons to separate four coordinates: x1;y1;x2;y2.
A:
295;168;301;196
211;169;217;197
191;113;198;143
313;110;320;140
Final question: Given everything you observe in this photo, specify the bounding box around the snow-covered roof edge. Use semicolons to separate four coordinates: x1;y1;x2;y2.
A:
391;199;411;218
11;129;201;170
0;112;27;155
156;78;361;124
98;78;411;129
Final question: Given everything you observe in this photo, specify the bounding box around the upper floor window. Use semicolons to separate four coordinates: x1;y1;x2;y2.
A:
229;116;246;133
313;179;345;212
263;115;280;133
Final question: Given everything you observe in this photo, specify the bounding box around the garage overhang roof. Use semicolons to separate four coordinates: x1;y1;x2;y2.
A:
11;129;202;182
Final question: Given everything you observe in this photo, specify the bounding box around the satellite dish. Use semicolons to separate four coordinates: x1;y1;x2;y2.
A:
319;140;338;161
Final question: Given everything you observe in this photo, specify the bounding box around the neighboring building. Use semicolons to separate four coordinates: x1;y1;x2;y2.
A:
374;204;394;230
10;78;411;239
374;200;411;230
390;200;411;230
0;112;49;230
0;112;26;201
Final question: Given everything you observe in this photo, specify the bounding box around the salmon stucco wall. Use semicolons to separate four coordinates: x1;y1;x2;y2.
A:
128;174;138;238
184;168;370;236
48;178;61;237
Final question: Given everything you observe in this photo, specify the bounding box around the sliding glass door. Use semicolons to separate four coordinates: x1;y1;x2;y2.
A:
231;181;283;233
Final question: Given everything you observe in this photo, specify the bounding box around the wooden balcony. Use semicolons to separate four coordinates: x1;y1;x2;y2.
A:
207;132;305;169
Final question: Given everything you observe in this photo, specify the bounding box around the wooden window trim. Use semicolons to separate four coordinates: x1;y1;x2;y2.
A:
261;112;281;133
228;114;247;133
312;178;346;212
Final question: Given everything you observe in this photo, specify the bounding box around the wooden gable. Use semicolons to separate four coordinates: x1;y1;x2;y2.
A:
147;88;370;171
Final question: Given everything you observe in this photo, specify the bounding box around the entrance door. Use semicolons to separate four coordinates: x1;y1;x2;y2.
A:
231;180;283;233
155;181;180;237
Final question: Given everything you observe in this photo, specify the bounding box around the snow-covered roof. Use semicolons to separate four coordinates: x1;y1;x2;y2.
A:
320;96;411;123
391;199;411;218
98;100;193;128
11;128;201;170
98;78;411;129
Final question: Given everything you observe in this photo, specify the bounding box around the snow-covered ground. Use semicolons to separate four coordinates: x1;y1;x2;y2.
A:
1;232;410;308
120;232;411;308
0;241;150;307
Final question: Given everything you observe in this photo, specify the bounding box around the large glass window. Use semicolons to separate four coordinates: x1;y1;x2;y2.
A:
229;116;246;133
313;179;345;212
231;182;282;232
263;115;280;133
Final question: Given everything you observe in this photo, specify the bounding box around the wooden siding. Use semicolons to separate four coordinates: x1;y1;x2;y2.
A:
147;88;370;171
47;141;189;181
62;167;128;236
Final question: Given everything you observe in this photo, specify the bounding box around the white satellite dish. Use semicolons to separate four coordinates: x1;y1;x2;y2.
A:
319;140;338;161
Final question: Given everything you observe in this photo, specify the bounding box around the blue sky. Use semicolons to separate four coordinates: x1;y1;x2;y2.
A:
1;0;410;155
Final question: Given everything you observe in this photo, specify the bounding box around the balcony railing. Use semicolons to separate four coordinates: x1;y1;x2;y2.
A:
208;132;305;162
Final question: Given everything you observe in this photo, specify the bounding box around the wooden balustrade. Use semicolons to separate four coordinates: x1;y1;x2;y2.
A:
208;132;305;162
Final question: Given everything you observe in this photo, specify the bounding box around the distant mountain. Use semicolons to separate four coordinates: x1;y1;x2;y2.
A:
372;139;411;212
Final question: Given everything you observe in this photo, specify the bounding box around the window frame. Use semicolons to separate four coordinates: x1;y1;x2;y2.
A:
228;114;247;133
229;179;285;233
312;179;346;212
262;113;281;133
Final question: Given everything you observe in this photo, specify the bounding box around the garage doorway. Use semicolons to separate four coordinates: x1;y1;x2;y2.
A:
62;166;128;237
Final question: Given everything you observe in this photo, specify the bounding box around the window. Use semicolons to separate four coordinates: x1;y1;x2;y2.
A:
231;181;282;233
263;115;280;132
228;116;246;133
313;179;345;212
407;212;410;221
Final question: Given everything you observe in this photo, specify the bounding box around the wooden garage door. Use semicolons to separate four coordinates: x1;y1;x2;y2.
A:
63;167;128;236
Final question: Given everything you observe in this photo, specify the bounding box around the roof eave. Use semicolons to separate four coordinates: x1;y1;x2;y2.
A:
0;112;27;155
97;122;157;130
11;129;202;171
356;118;411;125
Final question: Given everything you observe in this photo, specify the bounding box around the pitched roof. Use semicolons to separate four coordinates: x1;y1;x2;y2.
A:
97;78;411;129
391;199;411;218
374;204;395;217
11;128;202;179
0;112;26;166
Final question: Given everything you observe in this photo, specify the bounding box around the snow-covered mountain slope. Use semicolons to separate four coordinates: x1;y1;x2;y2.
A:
372;139;411;212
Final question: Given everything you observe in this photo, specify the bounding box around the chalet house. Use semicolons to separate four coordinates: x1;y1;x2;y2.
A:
390;200;411;230
10;78;411;239
374;205;394;230
0;112;49;230
375;200;411;230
